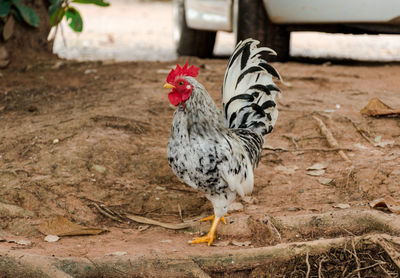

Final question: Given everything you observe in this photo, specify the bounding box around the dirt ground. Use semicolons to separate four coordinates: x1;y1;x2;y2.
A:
1;57;400;277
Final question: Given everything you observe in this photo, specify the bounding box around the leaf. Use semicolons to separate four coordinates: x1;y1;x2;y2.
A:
306;169;325;176
72;0;110;7
274;165;298;175
318;177;334;186
13;3;39;27
0;1;11;17
65;7;82;32
360;98;400;117
3;14;15;40
370;197;400;214
38;216;105;236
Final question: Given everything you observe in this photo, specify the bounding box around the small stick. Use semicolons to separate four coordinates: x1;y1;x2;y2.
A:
262;146;352;152
93;203;124;223
351;239;361;278
178;203;183;222
312;116;351;163
265;216;282;241
345;262;383;278
345;166;355;188
126;214;200;230
305;251;311;278
318;257;327;278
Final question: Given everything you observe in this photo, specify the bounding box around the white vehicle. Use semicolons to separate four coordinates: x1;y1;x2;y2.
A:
173;0;400;61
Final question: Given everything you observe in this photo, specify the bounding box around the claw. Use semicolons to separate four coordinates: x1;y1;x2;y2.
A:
189;234;216;246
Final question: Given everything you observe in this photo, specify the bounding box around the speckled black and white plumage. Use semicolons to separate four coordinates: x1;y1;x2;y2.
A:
167;39;281;218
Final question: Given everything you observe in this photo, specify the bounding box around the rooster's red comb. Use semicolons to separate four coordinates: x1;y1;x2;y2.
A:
166;62;199;83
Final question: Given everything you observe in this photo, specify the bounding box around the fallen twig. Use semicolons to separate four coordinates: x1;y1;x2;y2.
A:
345;262;383;278
345;166;355;188
351;239;362;278
265;216;282;242
305;251;311;278
93;203;201;230
178;204;183;222
262;146;352;153
126;214;200;230
93;203;124;223
312;116;351;163
318;257;327;278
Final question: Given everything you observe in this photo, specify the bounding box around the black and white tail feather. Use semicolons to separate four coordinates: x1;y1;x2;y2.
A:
222;39;281;166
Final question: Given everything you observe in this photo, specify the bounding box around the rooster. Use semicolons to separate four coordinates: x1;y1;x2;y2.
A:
163;39;281;245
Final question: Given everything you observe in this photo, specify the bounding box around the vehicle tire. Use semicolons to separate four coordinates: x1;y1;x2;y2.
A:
236;0;290;62
173;0;216;58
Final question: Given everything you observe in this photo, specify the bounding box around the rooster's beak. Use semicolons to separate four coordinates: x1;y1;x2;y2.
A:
163;83;175;89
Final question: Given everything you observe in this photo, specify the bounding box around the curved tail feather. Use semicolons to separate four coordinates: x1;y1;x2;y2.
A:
222;39;281;137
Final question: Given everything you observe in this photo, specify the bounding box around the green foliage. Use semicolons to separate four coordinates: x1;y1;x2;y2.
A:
49;0;110;32
0;0;40;28
65;7;82;32
0;1;11;17
72;0;110;7
13;2;40;27
0;0;109;36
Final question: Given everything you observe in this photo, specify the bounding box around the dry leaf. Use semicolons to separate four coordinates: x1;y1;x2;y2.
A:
3;16;15;41
370;197;400;214
38;216;105;236
318;177;334;186
360;98;400;117
307;169;325;176
274;165;298;175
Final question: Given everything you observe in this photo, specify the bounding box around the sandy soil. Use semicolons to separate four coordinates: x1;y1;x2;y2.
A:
0;57;400;276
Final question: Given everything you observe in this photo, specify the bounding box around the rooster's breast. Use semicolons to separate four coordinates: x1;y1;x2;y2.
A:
167;114;231;195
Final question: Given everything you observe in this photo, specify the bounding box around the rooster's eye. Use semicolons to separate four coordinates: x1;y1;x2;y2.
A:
179;81;184;86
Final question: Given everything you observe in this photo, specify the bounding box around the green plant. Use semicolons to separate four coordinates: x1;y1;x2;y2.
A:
0;0;40;28
0;0;110;41
49;0;110;33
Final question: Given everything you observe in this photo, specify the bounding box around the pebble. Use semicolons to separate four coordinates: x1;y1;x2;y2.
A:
44;235;60;242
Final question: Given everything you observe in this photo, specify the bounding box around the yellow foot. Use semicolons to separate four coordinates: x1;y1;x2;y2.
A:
190;216;223;246
189;234;216;246
200;214;228;224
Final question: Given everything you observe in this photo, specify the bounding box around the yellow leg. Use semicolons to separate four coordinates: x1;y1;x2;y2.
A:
190;216;221;246
200;214;227;224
